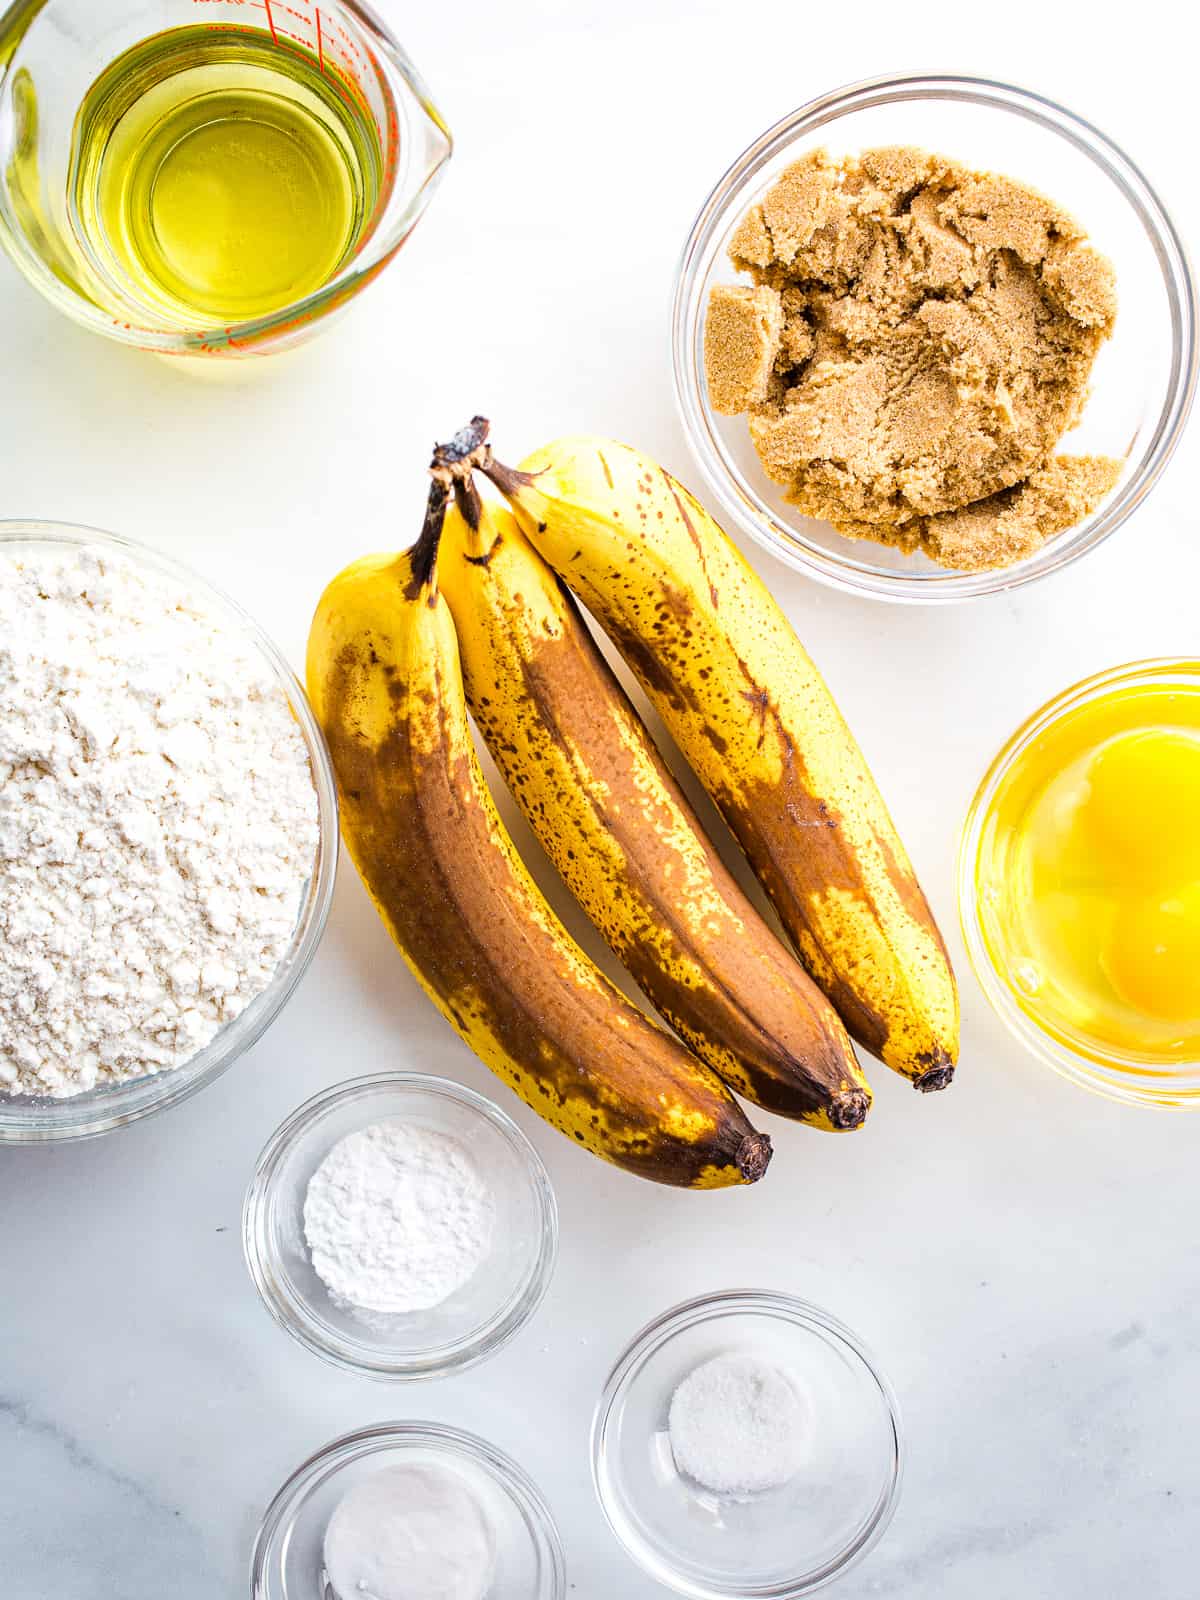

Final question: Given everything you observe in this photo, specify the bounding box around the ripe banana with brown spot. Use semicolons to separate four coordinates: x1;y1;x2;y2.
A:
305;481;772;1187
436;465;869;1129
482;436;960;1089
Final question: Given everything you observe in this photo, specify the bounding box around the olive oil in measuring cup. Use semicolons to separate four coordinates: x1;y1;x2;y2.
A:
69;26;384;327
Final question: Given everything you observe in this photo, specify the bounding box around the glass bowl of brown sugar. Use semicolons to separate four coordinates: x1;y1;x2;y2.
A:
672;74;1196;604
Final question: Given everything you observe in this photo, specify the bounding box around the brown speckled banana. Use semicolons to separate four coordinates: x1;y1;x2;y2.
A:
482;435;959;1089
436;455;869;1129
305;479;772;1187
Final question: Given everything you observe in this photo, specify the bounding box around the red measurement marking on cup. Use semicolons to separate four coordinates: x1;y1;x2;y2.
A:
315;7;325;72
334;17;368;69
262;0;278;42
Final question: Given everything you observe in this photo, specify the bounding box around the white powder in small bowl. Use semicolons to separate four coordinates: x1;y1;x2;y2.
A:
668;1352;807;1496
323;1463;495;1600
303;1119;496;1314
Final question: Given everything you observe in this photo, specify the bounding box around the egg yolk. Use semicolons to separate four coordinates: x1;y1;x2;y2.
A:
1084;729;1200;886
1082;730;1200;1026
1104;885;1200;1022
980;696;1200;1064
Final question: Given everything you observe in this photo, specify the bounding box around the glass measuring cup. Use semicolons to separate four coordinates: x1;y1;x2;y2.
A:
0;0;451;355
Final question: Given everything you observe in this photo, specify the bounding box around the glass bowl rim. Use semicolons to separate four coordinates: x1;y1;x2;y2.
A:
0;0;452;354
249;1418;568;1600
0;517;338;1142
242;1071;560;1380
958;655;1200;1106
671;71;1198;605
591;1288;904;1599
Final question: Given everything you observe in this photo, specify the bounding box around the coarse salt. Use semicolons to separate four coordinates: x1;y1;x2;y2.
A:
668;1352;808;1496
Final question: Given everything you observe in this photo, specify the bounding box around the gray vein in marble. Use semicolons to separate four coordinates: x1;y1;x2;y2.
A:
0;1396;183;1520
0;1396;220;1600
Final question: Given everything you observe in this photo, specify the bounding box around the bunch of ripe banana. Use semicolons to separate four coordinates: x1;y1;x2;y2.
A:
306;419;959;1189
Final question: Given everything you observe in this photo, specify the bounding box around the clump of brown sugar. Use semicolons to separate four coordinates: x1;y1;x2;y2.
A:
704;146;1121;571
705;286;785;413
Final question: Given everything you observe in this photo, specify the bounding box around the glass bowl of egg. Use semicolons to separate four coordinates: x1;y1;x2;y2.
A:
250;1421;566;1600
591;1290;903;1598
242;1072;559;1379
960;659;1200;1105
672;74;1196;602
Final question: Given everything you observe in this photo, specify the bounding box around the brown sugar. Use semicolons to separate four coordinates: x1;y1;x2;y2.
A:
838;454;1124;571
705;146;1120;571
704;285;784;413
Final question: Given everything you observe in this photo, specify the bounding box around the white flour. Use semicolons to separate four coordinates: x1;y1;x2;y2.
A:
668;1353;808;1496
0;545;320;1098
303;1121;496;1314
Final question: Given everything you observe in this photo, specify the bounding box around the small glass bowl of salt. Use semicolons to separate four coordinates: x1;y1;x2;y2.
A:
591;1290;903;1598
242;1073;558;1379
250;1421;566;1600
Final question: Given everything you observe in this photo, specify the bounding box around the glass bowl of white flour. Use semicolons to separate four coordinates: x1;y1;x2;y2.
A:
591;1290;904;1598
0;522;338;1143
250;1422;566;1600
242;1073;559;1379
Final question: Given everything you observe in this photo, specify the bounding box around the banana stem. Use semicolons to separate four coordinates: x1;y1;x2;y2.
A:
411;417;533;598
452;472;484;532
430;416;494;554
406;477;451;600
428;419;537;507
430;416;492;484
479;453;537;498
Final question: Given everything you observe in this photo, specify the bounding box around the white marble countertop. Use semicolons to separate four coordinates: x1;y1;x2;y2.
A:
1;0;1198;1594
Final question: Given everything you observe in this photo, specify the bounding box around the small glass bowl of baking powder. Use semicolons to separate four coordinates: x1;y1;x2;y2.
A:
592;1290;903;1598
673;75;1196;603
243;1073;559;1380
250;1421;566;1600
0;520;338;1144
